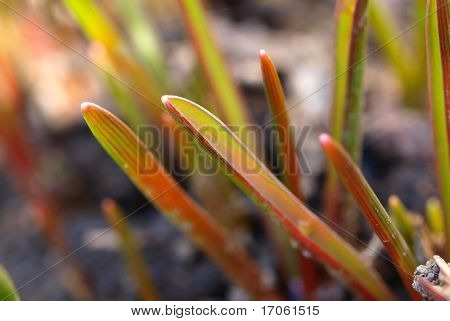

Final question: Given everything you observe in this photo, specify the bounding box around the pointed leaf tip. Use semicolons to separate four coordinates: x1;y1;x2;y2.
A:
259;49;267;58
101;198;115;212
319;133;331;145
163;96;395;300
161;95;184;112
81;102;101;115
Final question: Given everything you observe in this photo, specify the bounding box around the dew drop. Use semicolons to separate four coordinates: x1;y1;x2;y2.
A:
290;238;299;249
301;249;312;258
297;220;312;235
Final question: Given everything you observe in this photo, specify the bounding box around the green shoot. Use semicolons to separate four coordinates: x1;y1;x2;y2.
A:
177;0;250;128
260;50;303;199
369;1;420;101
388;195;415;249
260;50;318;299
426;0;450;258
82;102;281;300
64;0;162;122
326;0;369;222
319;134;421;300
101;198;160;301
0;265;19;301
162;95;394;300
426;197;445;236
113;0;167;86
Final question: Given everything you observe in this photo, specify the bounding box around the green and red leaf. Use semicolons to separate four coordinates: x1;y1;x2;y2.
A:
319;134;420;300
82;102;280;300
162;95;394;300
325;0;369;222
0;265;19;301
426;0;450;257
177;0;250;128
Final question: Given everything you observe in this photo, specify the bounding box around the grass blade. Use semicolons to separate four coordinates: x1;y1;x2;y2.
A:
82;102;280;300
369;0;421;102
101;198;160;301
177;0;250;127
0;266;19;301
260;50;303;199
63;0;119;49
330;0;369;159
64;0;162;121
426;197;445;235
426;0;450;258
388;195;415;249
113;0;167;86
437;0;450;145
319;134;421;300
326;0;369;222
260;50;319;299
162;95;394;300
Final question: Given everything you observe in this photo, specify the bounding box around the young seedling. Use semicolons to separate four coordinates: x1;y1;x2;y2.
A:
388;195;416;249
260;50;303;200
64;0;162;122
82;102;281;300
0;265;19;301
177;0;250;128
426;0;450;258
113;0;167;86
101;198;160;301
260;50;318;299
426;197;445;236
325;0;369;222
162;95;394;300
319;134;421;300
369;0;422;102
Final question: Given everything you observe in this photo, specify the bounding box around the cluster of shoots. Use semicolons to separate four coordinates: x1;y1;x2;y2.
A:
0;0;449;300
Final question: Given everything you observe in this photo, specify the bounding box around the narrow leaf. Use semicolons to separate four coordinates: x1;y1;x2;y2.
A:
260;50;319;299
330;0;369;159
426;0;450;257
369;0;420;100
319;133;420;300
260;50;303;199
64;0;162;121
426;197;445;235
162;95;394;300
113;0;167;86
436;0;450;145
101;198;160;301
326;0;369;222
388;195;415;249
82;102;280;300
63;0;120;49
177;0;250;127
0;266;19;301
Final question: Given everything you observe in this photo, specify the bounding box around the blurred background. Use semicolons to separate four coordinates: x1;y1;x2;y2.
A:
0;0;438;300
